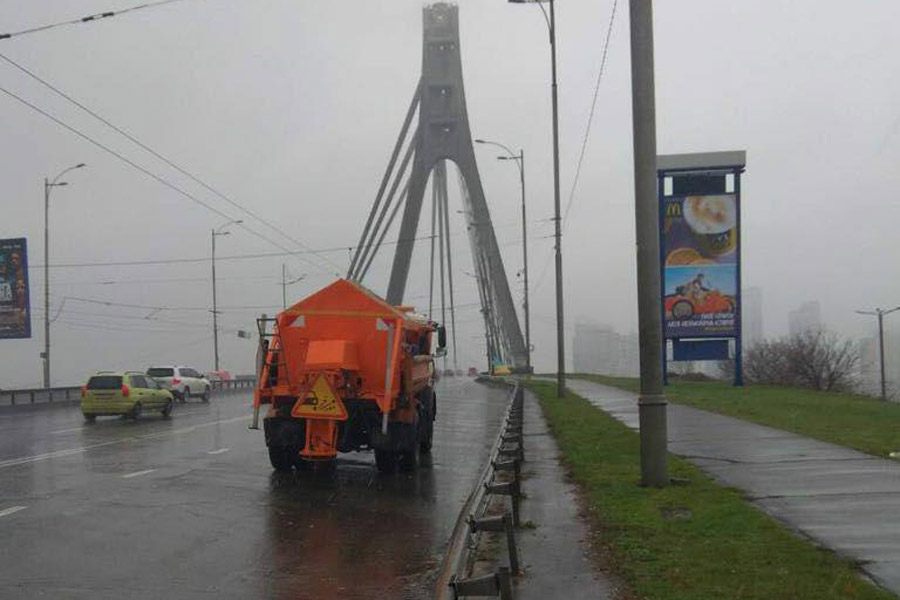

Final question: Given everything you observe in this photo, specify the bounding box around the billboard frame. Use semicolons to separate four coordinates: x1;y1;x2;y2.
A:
657;151;746;386
0;237;32;340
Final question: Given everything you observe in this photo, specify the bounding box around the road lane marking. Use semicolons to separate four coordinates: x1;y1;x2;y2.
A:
0;415;250;470
207;448;230;455
121;469;156;479
0;506;27;518
51;426;85;435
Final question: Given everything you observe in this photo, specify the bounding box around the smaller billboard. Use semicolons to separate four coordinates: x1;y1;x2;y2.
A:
0;238;31;339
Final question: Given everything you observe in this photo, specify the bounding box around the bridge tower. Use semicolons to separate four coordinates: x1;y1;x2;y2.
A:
348;3;528;371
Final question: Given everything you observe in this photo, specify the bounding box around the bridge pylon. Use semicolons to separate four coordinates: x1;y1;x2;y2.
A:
349;3;527;371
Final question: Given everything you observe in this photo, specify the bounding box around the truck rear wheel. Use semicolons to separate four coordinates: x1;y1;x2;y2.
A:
268;446;294;472
418;388;436;454
375;449;395;474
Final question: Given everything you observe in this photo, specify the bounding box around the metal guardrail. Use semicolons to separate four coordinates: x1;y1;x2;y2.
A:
0;376;257;407
436;381;525;600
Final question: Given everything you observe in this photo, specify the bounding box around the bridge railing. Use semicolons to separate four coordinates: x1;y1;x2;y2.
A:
0;376;257;408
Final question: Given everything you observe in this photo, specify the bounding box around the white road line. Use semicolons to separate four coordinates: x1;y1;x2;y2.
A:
121;469;156;479
51;426;84;435
0;506;28;518
0;415;249;470
207;448;230;455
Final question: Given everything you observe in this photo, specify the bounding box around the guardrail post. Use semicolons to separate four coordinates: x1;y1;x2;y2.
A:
469;513;519;574
485;480;521;527
449;567;513;600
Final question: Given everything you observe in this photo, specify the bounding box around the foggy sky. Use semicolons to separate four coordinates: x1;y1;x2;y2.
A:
2;0;899;388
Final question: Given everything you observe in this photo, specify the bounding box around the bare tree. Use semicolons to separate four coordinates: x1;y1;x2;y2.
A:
729;330;859;392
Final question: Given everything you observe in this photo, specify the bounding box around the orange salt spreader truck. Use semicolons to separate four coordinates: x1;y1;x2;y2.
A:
251;279;446;473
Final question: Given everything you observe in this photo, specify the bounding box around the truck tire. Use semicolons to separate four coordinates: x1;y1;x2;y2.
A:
268;446;293;472
419;389;436;454
375;449;395;474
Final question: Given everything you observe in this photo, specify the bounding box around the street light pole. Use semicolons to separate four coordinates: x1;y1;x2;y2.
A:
42;163;85;389
507;0;564;394
629;0;668;487
475;139;532;374
211;220;242;372
857;306;900;401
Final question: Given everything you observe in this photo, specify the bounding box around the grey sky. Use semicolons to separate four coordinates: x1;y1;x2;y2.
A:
1;0;899;387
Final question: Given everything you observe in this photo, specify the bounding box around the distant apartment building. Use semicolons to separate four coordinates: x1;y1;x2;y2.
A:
742;287;764;346
788;301;822;336
572;321;639;377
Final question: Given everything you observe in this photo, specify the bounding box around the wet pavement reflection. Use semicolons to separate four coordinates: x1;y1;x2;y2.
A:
0;377;508;599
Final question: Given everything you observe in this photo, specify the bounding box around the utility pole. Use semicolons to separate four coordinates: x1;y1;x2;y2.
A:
211;220;242;372
281;264;305;311
857;306;900;401
42;163;85;389
629;0;668;487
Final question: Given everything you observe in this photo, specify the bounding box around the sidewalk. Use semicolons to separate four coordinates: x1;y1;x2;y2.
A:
510;387;620;599
567;379;900;595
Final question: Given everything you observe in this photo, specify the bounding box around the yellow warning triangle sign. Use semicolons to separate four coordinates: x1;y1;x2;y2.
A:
291;375;348;420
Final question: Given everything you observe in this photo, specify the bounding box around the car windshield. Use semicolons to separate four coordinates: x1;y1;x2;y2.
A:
147;368;174;377
86;375;122;390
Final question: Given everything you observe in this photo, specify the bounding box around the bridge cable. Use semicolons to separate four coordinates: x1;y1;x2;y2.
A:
440;161;459;371
357;181;410;282
353;129;417;280
348;81;421;277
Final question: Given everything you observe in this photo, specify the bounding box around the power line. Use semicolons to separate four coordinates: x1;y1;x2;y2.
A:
0;82;337;277
562;0;619;228
0;0;190;41
0;50;343;275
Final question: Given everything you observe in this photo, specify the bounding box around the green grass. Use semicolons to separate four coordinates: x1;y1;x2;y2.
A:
572;374;900;458
528;380;896;600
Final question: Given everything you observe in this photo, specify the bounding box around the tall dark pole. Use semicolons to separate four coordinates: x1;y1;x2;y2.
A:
629;0;668;487
878;311;886;401
42;163;84;388
211;229;220;372
549;0;566;397
519;150;532;374
43;179;50;389
282;263;287;311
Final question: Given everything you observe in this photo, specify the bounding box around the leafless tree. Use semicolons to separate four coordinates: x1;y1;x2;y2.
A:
723;330;859;392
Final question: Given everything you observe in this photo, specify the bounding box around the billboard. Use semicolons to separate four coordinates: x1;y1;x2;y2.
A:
0;238;31;339
662;195;738;337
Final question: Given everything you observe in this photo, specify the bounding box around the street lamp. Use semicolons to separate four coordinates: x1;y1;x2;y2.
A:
505;0;565;396
856;306;900;401
475;138;531;374
43;162;86;388
211;219;242;371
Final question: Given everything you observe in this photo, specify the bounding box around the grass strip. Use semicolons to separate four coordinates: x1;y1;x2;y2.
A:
528;379;895;600
572;374;900;458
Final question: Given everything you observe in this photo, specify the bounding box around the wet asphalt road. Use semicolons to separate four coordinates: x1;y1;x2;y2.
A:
0;378;509;599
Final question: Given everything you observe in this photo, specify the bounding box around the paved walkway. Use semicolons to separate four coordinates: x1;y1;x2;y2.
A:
567;379;900;595
510;388;619;599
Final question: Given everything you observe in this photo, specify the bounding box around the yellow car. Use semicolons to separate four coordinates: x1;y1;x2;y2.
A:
81;371;174;422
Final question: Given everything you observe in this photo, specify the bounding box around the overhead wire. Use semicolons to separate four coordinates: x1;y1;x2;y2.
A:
0;83;338;277
534;0;619;293
0;51;343;275
0;0;190;41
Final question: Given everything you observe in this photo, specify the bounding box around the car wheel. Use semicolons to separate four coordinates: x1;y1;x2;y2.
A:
672;299;694;320
84;414;96;423
161;399;173;418
131;402;142;421
201;386;210;403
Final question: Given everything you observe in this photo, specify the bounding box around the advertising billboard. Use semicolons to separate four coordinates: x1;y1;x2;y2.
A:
662;195;738;337
0;238;31;339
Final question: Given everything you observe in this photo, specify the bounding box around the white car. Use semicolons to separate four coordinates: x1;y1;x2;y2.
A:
146;366;210;402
